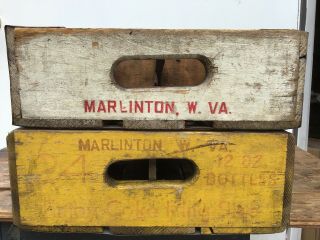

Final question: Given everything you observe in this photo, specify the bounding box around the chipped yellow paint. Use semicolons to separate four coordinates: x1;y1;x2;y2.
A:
8;130;293;233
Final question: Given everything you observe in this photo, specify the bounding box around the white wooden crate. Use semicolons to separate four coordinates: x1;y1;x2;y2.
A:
6;27;307;129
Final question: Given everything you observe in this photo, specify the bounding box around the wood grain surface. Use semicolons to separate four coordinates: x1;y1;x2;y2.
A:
6;27;307;129
290;148;320;227
0;150;11;222
7;130;293;233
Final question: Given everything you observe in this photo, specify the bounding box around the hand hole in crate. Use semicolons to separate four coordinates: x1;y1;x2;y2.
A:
105;158;198;185
112;55;209;88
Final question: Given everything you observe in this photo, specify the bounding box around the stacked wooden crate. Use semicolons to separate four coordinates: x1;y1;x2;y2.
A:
5;27;307;239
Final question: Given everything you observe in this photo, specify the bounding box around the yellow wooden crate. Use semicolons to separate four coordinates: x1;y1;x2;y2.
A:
7;130;294;233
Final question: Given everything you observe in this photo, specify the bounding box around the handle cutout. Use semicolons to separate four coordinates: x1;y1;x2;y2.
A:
106;158;198;184
112;56;209;88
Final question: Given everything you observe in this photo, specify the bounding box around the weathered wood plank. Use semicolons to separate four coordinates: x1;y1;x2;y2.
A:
0;150;12;222
7;130;293;233
0;150;9;189
6;27;307;129
0;190;12;222
290;148;320;227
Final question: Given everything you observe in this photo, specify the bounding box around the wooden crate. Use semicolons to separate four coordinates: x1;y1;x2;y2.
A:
7;129;294;233
6;27;307;129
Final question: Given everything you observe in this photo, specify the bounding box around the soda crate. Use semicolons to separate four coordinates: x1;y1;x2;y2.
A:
6;27;307;129
7;130;294;234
